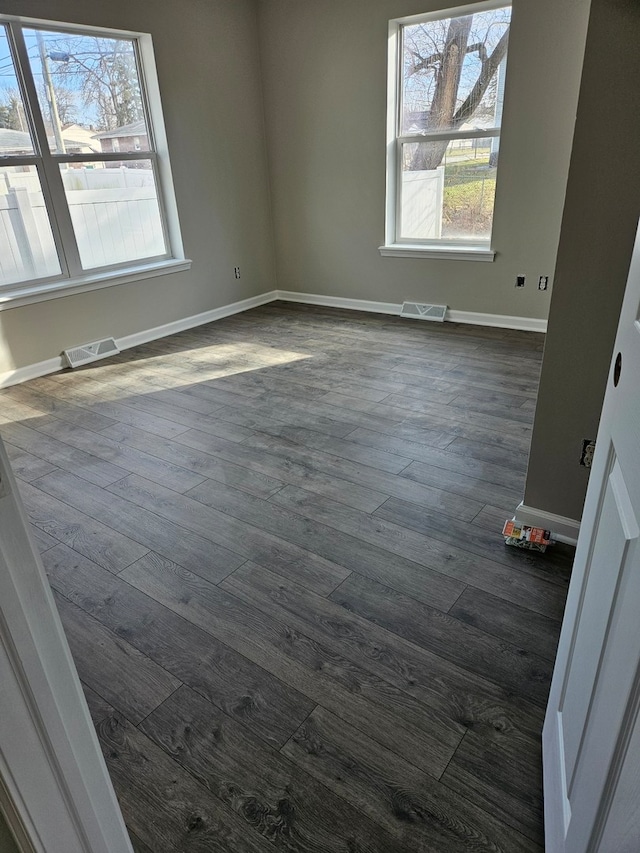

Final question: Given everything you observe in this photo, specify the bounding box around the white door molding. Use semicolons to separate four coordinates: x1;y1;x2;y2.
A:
0;438;133;853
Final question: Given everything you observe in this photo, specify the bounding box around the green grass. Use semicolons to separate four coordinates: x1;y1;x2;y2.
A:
442;152;496;236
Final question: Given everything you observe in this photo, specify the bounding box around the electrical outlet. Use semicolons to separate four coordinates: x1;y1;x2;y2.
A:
234;267;241;279
538;276;549;291
515;274;526;288
580;439;596;468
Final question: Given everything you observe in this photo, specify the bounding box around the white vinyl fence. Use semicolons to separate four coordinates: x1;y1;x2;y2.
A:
399;167;444;240
0;168;165;284
68;186;165;269
0;187;59;282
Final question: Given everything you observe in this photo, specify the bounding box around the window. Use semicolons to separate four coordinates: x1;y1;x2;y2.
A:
381;1;511;260
0;17;188;306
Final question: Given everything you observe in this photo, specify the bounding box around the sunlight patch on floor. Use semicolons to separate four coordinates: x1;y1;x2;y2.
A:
36;342;313;403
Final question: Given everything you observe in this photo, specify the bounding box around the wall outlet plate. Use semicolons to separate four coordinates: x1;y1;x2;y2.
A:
580;438;596;467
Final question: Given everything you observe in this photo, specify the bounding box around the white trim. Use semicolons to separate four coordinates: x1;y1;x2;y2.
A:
514;501;580;545
138;32;185;264
0;11;156;38
393;0;511;27
398;127;501;145
543;710;571;851
275;290;547;332
379;245;496;262
0;17;186;307
0;288;546;390
446;309;546;332
0;290;278;389
0;357;66;390
0;260;192;312
0;438;133;852
384;16;401;249
117;290;278;350
385;1;511;252
275;291;401;316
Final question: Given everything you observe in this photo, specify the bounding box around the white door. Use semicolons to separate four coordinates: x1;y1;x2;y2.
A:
543;220;640;853
0;438;132;853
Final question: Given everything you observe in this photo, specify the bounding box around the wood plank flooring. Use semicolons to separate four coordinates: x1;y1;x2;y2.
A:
0;302;573;852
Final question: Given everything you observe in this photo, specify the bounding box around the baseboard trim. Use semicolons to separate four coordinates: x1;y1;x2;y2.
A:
275;290;401;316
274;291;547;332
0;290;278;389
0;287;546;389
117;290;278;351
0;356;65;389
446;309;547;333
514;502;580;546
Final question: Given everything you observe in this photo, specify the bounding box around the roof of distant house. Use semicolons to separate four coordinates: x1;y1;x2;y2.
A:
0;126;101;154
0;128;32;154
92;120;147;140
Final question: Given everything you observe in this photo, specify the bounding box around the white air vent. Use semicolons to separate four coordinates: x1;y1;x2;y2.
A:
400;302;448;322
63;337;120;369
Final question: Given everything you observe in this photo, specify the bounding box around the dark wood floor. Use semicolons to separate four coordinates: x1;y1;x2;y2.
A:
0;303;572;852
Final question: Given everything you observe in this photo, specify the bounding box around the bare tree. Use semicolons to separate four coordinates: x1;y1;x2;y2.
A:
50;85;78;126
48;36;143;131
403;12;510;170
32;82;78;128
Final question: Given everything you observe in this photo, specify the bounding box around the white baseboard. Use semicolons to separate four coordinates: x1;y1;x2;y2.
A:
514;501;580;546
117;290;278;350
274;290;547;333
0;356;65;389
275;290;401;316
0;287;546;389
446;309;547;333
0;290;278;389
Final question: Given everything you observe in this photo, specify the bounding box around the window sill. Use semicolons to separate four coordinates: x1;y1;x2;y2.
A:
0;258;192;311
379;244;496;262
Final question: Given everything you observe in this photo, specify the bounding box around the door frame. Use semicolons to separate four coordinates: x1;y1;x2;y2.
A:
0;437;132;853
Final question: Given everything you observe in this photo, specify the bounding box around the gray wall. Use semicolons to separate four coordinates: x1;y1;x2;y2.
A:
0;811;19;853
0;0;626;526
257;0;590;317
524;0;640;522
0;0;276;375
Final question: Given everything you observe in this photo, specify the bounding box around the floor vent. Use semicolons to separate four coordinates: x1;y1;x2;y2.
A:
400;302;448;322
63;337;120;369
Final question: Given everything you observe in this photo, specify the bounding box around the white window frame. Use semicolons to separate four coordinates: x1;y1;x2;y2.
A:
380;0;511;262
0;15;190;311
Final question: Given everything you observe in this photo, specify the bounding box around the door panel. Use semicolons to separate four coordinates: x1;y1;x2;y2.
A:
561;456;638;789
543;220;640;853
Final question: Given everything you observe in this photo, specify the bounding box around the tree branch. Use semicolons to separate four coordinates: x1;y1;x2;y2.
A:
452;27;509;127
407;48;442;76
466;41;488;63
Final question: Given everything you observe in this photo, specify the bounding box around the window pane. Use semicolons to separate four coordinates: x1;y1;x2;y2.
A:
0;27;34;155
23;28;149;155
61;160;166;269
0;165;61;286
401;7;511;135
400;137;498;242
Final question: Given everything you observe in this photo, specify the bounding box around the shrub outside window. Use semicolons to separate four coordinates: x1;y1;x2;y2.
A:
0;17;186;304
383;1;511;257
